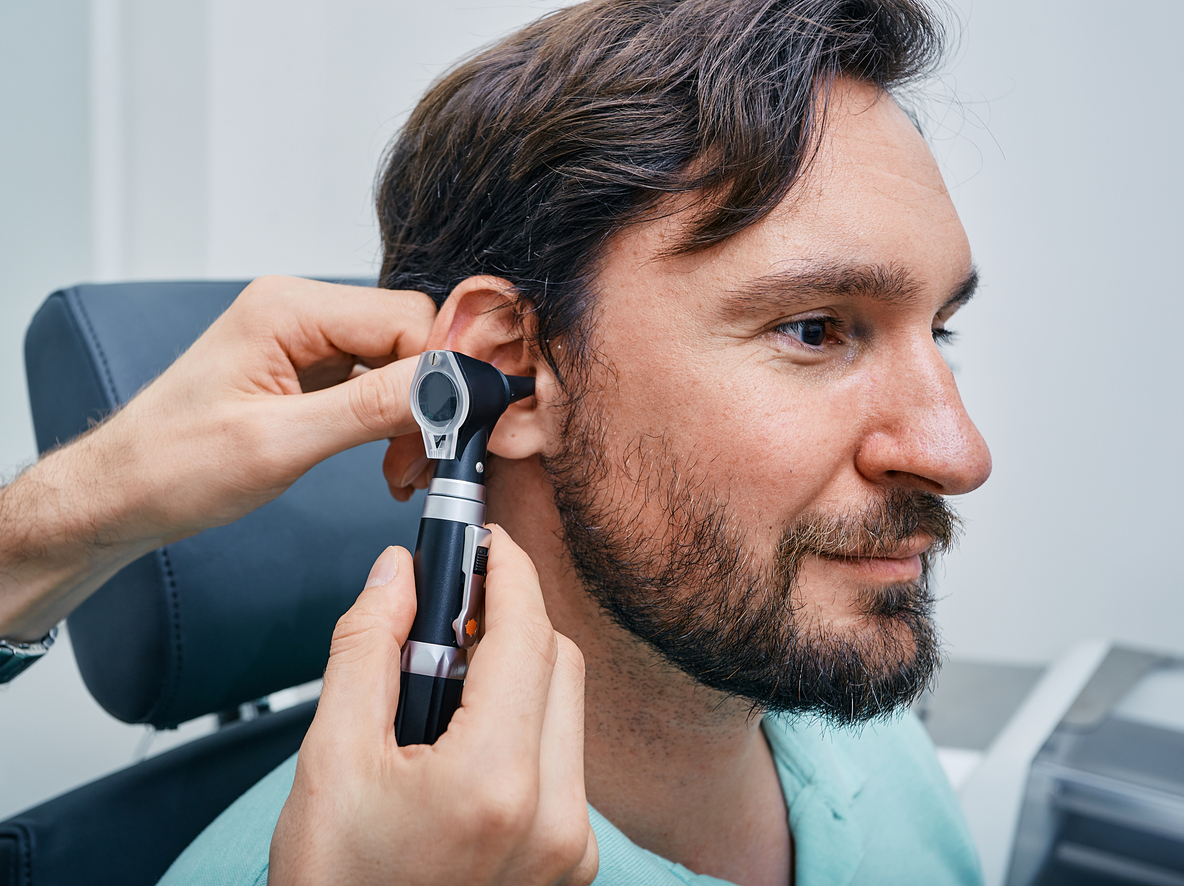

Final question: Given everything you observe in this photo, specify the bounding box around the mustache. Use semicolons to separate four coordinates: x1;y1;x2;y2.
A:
776;488;961;564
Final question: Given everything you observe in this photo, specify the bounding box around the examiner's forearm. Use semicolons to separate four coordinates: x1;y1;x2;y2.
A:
0;278;435;645
0;427;164;641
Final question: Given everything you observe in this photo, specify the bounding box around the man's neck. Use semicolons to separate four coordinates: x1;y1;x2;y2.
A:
580;620;793;886
488;460;792;886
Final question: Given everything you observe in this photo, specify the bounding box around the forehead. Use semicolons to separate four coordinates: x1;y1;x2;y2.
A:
596;79;970;316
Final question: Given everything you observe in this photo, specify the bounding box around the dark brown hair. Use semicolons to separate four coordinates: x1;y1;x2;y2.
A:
377;0;946;378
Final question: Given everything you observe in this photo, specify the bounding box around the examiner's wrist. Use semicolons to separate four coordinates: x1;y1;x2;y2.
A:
72;404;191;546
0;626;58;683
0;421;166;640
39;416;172;550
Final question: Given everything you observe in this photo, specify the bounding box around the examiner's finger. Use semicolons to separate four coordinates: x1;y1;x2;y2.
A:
313;546;417;744
534;635;596;883
454;525;558;758
536;636;587;810
312;285;434;361
383;433;429;500
259;278;435;363
285;355;423;461
566;829;601;886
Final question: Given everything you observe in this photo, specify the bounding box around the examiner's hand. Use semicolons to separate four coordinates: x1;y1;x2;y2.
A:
107;276;437;535
270;527;598;886
0;276;435;640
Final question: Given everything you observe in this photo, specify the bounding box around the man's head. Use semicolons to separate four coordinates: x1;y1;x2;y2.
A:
378;0;946;376
379;0;991;724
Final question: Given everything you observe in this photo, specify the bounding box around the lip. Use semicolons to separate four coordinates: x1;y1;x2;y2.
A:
816;535;934;583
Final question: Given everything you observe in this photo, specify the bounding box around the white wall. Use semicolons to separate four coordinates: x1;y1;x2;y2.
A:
926;0;1184;664
0;0;90;478
1;0;1181;820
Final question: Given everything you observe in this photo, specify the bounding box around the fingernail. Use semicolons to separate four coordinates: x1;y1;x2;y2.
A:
399;456;429;487
365;546;399;588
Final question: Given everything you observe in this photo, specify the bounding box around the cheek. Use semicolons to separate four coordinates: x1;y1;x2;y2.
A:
653;366;859;535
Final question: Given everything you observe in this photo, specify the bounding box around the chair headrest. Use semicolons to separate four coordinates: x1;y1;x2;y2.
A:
24;281;421;728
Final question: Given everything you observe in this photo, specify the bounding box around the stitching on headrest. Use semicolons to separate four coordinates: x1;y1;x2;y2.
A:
145;546;184;728
67;290;121;409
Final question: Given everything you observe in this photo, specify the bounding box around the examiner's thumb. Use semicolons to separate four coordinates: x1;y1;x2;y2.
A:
316;545;418;737
363;544;403;593
287;357;423;464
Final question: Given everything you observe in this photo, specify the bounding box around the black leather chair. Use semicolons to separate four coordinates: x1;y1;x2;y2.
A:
0;280;422;886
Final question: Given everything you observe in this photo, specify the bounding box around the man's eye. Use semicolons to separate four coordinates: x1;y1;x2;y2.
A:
778;319;832;347
932;327;957;345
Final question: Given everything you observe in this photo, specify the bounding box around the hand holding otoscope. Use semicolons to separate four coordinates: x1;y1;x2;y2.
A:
272;344;596;882
274;493;597;884
395;350;535;745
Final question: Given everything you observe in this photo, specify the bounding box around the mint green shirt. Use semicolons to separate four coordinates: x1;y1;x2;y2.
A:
159;712;981;886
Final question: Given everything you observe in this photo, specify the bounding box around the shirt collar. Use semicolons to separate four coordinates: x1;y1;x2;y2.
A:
584;715;871;886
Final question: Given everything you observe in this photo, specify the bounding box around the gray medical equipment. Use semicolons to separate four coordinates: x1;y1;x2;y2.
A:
1007;647;1184;886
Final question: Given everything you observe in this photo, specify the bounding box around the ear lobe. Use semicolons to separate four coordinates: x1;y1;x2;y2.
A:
428;275;561;459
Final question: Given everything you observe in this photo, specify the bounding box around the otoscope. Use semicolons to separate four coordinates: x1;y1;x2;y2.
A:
394;350;535;745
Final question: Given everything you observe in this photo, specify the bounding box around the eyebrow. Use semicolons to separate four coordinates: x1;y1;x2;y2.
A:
720;261;979;320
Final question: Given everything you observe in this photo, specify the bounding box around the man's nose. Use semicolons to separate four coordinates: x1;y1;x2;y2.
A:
854;343;992;496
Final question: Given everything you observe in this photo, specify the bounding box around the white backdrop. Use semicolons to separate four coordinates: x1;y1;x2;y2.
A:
1;0;1181;822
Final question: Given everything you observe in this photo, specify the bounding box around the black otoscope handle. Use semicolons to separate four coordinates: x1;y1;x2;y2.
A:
395;502;489;745
395;671;465;745
395;351;531;746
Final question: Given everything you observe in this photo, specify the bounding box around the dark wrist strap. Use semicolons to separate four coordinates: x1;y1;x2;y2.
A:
0;626;58;684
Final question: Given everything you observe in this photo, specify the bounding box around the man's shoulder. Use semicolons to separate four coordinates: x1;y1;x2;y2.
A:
156;714;983;886
765;711;984;885
156;752;296;886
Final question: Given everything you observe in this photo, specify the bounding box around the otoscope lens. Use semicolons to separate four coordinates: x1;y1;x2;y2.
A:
418;372;458;424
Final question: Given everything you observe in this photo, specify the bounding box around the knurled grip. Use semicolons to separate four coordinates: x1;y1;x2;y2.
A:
395;671;465;745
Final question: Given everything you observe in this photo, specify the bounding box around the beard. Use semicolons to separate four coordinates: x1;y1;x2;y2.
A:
540;389;959;727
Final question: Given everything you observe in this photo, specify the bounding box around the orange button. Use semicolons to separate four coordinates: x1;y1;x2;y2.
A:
465;618;478;637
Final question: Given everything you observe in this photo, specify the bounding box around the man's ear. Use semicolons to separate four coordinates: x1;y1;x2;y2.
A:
427;276;560;459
